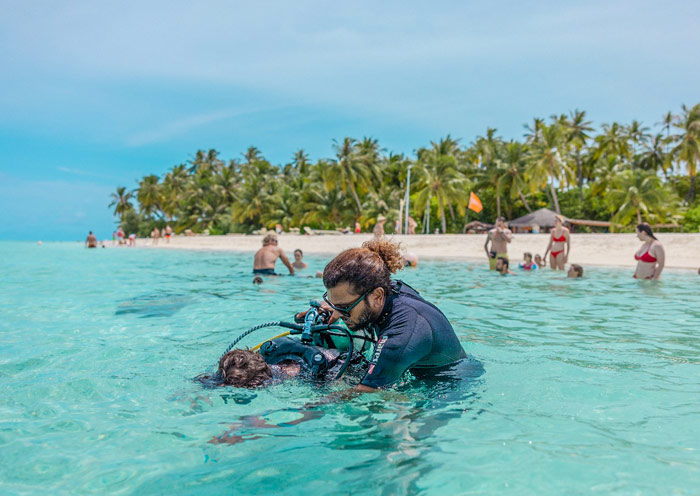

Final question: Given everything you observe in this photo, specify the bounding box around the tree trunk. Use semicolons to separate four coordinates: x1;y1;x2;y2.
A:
496;195;501;218
439;199;447;234
686;175;697;204
636;209;642;224
549;183;561;214
348;181;362;214
576;151;584;204
518;190;532;213
425;202;430;234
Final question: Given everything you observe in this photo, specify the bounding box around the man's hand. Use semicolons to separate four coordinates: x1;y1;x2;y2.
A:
295;301;338;324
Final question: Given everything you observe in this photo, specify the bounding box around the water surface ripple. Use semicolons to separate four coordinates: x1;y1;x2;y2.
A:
1;242;699;494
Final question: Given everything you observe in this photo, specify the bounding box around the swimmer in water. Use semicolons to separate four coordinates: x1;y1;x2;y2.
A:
633;223;665;280
534;253;546;268
519;252;537;270
85;231;98;248
292;249;308;270
495;256;515;276
203;337;366;389
403;252;419;268
253;233;295;276
567;264;583;278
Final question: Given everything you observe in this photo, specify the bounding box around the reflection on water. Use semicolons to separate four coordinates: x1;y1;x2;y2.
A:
1;242;700;494
116;293;193;318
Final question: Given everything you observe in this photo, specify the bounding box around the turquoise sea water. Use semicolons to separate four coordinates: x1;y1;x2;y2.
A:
1;241;699;495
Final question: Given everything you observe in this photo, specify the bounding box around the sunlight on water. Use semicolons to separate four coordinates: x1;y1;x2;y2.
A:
1;242;699;494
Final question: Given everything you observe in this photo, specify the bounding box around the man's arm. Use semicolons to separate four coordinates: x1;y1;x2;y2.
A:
484;234;491;256
278;248;295;275
504;228;513;243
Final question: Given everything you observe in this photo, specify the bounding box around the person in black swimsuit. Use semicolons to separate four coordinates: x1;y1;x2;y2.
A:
316;239;467;391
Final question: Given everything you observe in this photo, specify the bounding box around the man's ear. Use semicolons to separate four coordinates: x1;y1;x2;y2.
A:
369;287;385;311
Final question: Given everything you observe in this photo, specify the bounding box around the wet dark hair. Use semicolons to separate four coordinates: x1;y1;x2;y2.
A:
636;223;657;240
294;248;303;256
218;349;272;388
570;264;583;277
497;256;509;269
524;252;532;261
323;239;404;296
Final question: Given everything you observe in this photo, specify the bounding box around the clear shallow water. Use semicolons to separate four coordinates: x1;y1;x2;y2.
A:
1;241;699;495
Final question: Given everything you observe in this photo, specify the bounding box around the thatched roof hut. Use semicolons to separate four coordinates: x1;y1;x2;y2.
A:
508;208;563;232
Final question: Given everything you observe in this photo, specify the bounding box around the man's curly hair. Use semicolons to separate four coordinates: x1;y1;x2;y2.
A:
218;349;272;388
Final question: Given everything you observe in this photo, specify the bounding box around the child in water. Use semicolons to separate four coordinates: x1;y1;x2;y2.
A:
519;252;537;270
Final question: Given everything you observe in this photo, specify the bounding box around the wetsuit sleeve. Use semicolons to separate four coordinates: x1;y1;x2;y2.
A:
360;307;433;389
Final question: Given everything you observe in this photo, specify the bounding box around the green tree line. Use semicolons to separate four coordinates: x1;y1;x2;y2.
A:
111;103;700;236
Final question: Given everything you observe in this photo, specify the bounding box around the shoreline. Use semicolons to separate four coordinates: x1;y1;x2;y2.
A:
138;233;700;270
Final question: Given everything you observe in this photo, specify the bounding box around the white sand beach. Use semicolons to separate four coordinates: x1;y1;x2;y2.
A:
145;233;700;270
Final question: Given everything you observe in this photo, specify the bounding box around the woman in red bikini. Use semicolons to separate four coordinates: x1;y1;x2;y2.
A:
634;223;665;280
543;215;570;270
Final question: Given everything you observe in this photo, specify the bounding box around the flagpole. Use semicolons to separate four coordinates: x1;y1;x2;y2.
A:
404;164;412;235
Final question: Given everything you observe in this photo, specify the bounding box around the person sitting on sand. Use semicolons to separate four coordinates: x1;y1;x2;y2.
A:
485;217;512;270
543;215;570;270
85;231;98;248
253;234;295;276
495;256;515;276
633;223;665;280
567;264;584;278
534;254;546;268
373;215;386;238
292;249;308;270
519;252;537;270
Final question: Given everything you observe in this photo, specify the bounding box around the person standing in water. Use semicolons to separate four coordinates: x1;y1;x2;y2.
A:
633;223;665;280
484;217;512;270
543;215;570;270
308;239;466;391
85;231;98;248
253;234;295;276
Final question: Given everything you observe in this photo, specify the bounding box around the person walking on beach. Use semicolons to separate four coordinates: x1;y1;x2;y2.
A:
373;215;386;238
85;231;98;248
543;215;570;270
484;217;512;270
150;227;160;245
165;224;173;242
407;216;417;235
253;234;295;276
633;223;665;280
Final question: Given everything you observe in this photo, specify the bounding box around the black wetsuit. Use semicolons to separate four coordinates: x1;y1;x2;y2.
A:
361;280;466;389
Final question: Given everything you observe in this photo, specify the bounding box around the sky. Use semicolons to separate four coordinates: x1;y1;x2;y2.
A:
1;0;698;240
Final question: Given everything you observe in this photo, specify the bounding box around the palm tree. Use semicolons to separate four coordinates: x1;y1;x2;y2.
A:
329;137;369;214
109;186;135;224
607;169;667;225
563;109;593;202
670;103;700;202
526;123;572;214
413;137;469;233
137;175;162;218
496;141;532;214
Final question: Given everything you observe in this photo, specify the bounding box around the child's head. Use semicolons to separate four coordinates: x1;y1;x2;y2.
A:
523;252;532;263
218;349;272;388
535;254;543;264
567;264;584;278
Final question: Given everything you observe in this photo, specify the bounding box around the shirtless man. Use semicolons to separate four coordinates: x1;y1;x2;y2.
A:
484;217;512;270
85;231;98;248
253;234;294;276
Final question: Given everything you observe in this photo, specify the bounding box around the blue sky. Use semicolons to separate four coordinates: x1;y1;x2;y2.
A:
1;1;698;240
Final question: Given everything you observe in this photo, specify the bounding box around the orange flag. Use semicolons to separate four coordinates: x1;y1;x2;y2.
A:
468;192;483;213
